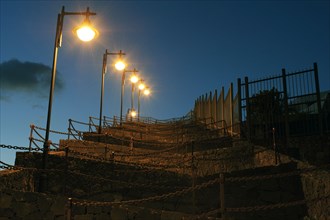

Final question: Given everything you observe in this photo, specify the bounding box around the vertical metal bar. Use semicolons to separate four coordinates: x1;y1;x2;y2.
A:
131;83;134;113
302;72;307;96
66;197;73;220
237;78;242;138
314;63;323;135
230;83;234;136
209;91;213;125
41;11;64;193
221;87;225;130
29;124;34;152
245;77;251;141
88;116;92;132
98;52;107;134
214;89;218;125
296;73;300;97
67;119;71;140
138;90;141;121
282;68;290;150
120;71;125;126
310;70;315;93
277;77;282;136
306;71;310;94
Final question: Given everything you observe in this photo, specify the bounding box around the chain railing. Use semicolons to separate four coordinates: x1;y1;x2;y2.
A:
3;114;329;218
28;124;62;151
66;163;328;218
1;144;329;219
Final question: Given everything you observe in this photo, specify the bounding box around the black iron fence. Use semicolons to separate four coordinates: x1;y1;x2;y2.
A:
194;63;329;149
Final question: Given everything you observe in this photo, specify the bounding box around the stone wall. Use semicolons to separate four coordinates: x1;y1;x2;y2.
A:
0;169;35;192
0;190;68;220
2;151;314;219
254;147;330;220
1;139;329;219
1;188;201;220
288;134;330;165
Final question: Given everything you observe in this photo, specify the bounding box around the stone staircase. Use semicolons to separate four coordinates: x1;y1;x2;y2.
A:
1;119;329;219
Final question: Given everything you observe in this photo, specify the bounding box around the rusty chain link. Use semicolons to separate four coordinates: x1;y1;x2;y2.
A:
34;125;70;135
0;144;40;151
71;177;219;207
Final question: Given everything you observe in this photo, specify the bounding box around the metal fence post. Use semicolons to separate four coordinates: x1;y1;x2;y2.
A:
237;78;242;138
89;116;92;132
66;197;73;220
67;119;72;140
230;83;234;136
282;68;290;149
29;124;34;152
221;86;225;131
244;77;251;141
209;91;212;126
314;62;323;136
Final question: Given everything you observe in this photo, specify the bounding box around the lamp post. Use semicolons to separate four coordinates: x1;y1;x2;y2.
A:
130;74;139;112
99;49;125;134
138;85;150;122
120;68;139;125
137;80;145;121
41;6;97;192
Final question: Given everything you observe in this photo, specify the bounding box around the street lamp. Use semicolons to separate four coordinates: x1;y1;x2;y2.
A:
143;87;150;96
130;74;139;115
138;85;151;121
131;109;137;118
99;49;126;134
120;68;139;125
137;80;145;121
41;6;97;192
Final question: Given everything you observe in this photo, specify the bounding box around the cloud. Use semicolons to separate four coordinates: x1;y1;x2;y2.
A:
0;59;64;99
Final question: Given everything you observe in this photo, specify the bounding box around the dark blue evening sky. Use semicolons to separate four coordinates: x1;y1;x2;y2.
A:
1;0;329;165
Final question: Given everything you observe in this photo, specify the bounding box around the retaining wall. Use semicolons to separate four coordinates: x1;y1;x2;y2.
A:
1;150;317;219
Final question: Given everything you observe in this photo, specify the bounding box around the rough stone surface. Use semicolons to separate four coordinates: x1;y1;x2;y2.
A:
1;128;329;219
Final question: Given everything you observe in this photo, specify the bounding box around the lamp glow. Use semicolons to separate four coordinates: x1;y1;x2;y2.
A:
138;82;145;90
144;88;150;96
74;18;98;42
131;110;137;117
115;61;126;71
130;75;139;83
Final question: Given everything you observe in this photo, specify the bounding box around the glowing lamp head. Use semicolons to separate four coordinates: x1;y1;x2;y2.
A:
130;75;139;84
138;82;145;90
131;110;137;117
115;60;126;71
143;88;150;96
74;18;98;42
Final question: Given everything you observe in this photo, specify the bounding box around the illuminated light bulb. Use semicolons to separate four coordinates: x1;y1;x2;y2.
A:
73;18;98;42
144;88;150;96
138;83;145;90
115;61;126;71
131;110;137;117
130;75;139;83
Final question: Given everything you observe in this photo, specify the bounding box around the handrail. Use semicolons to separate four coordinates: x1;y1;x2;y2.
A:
28;124;60;151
